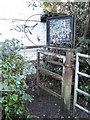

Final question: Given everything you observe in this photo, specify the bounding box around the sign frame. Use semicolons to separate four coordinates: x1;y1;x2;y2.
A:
47;15;75;48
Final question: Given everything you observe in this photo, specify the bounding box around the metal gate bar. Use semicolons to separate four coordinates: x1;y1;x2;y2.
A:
73;53;90;114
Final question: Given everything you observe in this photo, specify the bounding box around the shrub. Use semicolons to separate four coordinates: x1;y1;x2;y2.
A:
0;39;34;120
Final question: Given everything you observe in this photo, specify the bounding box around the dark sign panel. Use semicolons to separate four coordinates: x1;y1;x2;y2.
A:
47;15;75;48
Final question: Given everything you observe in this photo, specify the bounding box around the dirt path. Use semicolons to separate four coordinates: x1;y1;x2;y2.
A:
26;75;90;119
28;88;69;118
27;88;89;119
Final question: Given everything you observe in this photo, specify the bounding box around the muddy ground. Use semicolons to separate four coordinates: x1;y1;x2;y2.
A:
26;74;90;119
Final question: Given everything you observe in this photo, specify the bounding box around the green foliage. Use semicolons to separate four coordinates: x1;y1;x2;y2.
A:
43;2;90;106
76;37;90;54
44;2;90;44
75;37;90;102
0;39;34;120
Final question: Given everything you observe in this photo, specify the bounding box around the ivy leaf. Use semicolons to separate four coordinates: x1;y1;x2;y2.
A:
5;106;9;112
22;93;34;102
16;75;24;81
0;97;7;104
12;94;18;101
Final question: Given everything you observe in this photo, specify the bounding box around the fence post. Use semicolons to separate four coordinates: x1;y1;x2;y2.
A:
62;49;73;111
36;50;40;93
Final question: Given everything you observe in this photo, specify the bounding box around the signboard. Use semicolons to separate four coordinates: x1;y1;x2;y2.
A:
47;15;75;48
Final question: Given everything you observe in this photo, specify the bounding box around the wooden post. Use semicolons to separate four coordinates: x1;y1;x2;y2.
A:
36;50;40;93
62;50;73;111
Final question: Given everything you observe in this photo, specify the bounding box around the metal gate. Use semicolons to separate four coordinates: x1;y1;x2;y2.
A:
73;53;90;114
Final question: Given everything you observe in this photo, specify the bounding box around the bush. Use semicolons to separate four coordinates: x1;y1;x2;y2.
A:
0;39;34;120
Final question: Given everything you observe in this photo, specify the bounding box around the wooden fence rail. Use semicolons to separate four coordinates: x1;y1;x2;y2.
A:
37;47;73;111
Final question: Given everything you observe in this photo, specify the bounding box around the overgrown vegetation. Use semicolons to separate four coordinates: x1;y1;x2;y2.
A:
0;39;34;120
44;2;90;41
0;1;89;119
43;2;90;104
